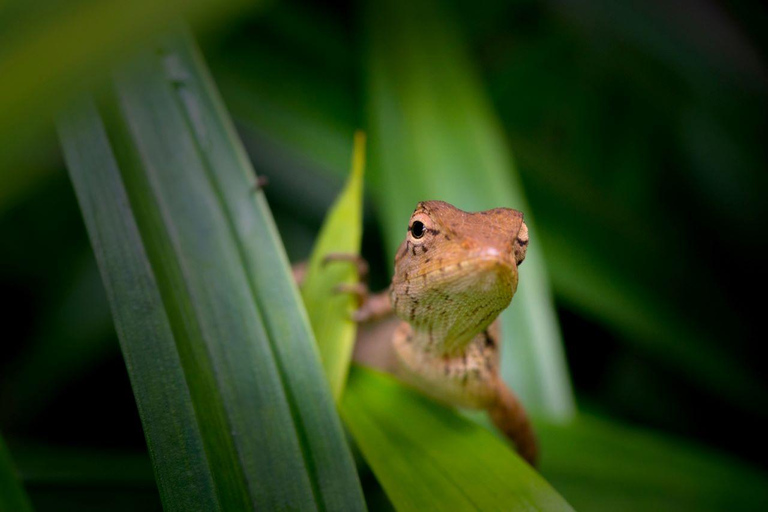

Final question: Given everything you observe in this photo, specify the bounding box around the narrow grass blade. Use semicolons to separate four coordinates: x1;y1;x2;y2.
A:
58;99;220;511
342;366;574;511
156;30;365;510
364;0;574;420
58;25;365;511
0;434;33;512
301;132;366;399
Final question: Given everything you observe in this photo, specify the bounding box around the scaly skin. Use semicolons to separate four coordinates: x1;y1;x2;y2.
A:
373;200;537;465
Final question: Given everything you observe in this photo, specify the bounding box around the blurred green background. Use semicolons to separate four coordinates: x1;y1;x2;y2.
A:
1;0;767;510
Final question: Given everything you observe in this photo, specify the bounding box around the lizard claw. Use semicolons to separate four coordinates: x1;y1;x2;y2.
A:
325;253;373;321
323;253;369;282
349;290;392;324
320;253;392;323
333;282;369;306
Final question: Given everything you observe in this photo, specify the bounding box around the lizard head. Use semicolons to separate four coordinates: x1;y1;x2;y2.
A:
390;201;528;352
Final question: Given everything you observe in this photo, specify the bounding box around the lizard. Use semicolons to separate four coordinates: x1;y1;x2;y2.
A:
344;200;537;466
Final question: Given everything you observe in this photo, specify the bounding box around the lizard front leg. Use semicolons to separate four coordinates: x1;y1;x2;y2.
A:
319;253;393;322
293;255;399;372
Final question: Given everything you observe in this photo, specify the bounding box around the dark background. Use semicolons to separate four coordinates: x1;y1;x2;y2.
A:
1;0;767;509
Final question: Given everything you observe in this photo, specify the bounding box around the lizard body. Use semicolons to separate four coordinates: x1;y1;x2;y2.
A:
356;200;537;465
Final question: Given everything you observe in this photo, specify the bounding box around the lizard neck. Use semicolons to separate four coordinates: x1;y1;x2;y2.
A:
404;321;487;357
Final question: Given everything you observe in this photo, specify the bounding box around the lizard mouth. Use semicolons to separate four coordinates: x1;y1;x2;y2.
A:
410;253;515;282
398;255;517;304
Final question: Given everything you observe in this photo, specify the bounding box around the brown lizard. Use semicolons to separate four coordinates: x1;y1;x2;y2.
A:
348;200;537;466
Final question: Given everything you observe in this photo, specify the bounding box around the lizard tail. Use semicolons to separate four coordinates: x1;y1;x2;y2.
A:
488;381;538;466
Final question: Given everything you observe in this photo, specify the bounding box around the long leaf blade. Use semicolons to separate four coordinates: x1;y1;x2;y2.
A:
58;98;220;511
58;26;365;511
160;30;366;509
364;0;574;420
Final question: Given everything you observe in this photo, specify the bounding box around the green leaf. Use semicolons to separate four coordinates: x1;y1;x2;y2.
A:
342;366;574;511
364;0;574;419
59;99;218;511
58;25;365;511
0;434;33;512
301;132;366;400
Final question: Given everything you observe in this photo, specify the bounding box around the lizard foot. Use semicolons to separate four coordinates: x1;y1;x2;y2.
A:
334;282;369;307
324;253;391;323
293;253;367;289
322;253;369;282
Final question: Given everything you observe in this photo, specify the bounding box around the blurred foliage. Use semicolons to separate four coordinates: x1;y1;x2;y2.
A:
537;414;768;511
1;0;767;510
0;433;33;512
0;0;256;175
10;442;160;512
473;0;768;412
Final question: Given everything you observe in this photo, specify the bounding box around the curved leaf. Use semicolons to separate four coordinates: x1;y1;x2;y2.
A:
342;367;574;511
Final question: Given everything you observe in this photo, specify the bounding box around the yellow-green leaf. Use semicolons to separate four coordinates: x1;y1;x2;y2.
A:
301;131;366;400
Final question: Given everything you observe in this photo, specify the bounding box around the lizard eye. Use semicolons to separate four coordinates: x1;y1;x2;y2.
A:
411;221;425;239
